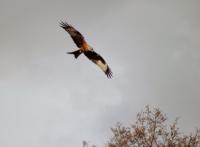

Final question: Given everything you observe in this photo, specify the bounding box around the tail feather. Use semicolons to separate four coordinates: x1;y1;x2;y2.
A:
67;50;82;58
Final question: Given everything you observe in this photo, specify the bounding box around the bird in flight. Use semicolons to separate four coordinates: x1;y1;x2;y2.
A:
60;22;113;78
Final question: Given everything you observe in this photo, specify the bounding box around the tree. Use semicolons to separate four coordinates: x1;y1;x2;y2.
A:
109;106;200;147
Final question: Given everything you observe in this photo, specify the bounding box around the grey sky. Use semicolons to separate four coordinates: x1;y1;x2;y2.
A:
0;0;200;146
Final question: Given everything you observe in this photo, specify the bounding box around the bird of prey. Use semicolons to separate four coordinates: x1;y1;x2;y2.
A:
60;22;113;78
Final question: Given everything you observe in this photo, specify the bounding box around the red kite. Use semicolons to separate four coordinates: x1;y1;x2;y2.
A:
60;22;112;78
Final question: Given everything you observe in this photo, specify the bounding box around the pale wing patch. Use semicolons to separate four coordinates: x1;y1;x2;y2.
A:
94;60;108;72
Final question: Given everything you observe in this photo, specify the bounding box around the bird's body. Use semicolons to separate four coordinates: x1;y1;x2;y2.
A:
81;42;93;52
60;22;112;78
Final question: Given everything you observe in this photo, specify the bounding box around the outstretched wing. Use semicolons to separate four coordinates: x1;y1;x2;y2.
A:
84;51;113;78
60;22;86;48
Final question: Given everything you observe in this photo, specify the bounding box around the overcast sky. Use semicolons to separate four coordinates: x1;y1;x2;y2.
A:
0;0;200;147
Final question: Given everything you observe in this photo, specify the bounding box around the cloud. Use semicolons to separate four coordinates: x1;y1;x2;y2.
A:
0;0;200;147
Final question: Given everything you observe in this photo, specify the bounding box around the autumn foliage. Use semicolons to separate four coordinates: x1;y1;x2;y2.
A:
83;106;200;147
109;106;200;147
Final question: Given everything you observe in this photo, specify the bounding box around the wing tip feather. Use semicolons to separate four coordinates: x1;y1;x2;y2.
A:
105;67;113;79
59;21;71;29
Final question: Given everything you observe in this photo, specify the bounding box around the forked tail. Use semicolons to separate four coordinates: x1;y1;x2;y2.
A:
67;50;82;59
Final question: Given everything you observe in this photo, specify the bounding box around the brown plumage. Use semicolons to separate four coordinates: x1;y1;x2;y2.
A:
60;21;113;78
60;22;85;48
